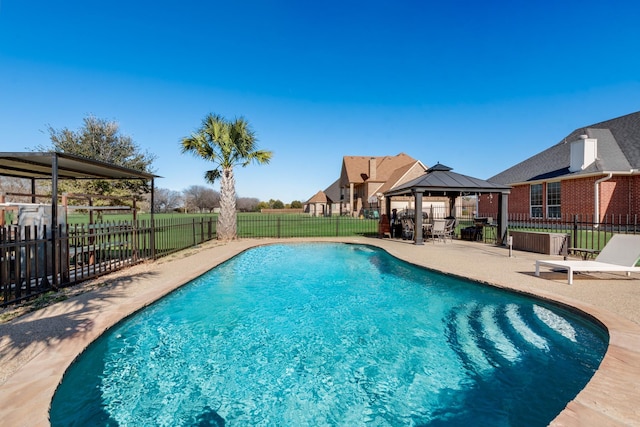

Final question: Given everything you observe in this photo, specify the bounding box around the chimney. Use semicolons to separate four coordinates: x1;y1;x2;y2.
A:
369;158;377;180
569;135;597;172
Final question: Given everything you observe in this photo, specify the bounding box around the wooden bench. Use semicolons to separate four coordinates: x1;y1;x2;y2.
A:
509;230;569;256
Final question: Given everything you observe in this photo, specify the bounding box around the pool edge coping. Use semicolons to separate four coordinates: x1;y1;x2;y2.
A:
0;237;638;426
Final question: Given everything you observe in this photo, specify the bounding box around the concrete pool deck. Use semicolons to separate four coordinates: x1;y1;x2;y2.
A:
0;237;639;426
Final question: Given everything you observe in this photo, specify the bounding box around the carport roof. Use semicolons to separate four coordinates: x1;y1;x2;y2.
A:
0;152;159;180
384;163;510;197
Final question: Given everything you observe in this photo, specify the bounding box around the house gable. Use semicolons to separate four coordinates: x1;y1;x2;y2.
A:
481;111;640;220
489;111;640;185
339;153;416;187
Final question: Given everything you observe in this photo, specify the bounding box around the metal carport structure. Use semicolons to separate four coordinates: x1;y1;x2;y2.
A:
383;163;511;245
0;151;159;287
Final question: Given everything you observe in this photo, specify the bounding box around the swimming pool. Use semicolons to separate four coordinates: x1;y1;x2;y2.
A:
50;243;607;426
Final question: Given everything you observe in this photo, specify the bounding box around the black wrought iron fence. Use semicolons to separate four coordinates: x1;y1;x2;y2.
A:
5;212;635;306
1;214;381;306
506;213;639;252
0;217;200;306
236;214;379;238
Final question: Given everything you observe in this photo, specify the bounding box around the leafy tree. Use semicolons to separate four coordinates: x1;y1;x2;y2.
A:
181;114;272;240
271;199;285;209
290;200;303;209
38;115;156;205
255;201;270;211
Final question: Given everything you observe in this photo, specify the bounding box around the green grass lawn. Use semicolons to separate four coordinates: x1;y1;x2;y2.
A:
66;212;379;239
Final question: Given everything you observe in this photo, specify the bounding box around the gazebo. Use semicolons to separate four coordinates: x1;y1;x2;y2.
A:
383;163;511;245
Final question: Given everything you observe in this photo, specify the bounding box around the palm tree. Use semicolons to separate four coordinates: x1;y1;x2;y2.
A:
181;114;272;240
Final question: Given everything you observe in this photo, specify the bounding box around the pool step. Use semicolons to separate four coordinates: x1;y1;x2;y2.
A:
532;305;577;342
446;303;570;375
479;305;521;363
446;303;494;375
505;304;549;351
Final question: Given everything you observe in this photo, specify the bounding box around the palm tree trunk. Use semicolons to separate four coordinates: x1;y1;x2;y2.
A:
217;166;237;240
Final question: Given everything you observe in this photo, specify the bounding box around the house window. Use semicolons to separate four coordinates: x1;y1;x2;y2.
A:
547;181;561;219
530;184;542;218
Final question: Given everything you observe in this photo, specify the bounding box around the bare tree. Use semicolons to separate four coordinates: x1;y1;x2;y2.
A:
237;197;260;212
153;188;183;213
183;185;220;213
201;187;220;212
0;177;32;202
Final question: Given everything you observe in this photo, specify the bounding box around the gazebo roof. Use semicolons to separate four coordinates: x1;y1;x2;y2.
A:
384;163;510;197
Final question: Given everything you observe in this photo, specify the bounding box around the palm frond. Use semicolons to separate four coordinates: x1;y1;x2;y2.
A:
204;169;222;184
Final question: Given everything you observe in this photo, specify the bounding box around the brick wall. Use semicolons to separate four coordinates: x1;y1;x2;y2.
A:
629;175;640;215
477;186;528;217
562;178;595;217
507;186;530;216
477;175;640;219
477;194;497;217
600;178;623;217
565;176;636;219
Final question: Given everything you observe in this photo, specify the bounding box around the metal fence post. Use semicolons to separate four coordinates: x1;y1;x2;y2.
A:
573;215;578;249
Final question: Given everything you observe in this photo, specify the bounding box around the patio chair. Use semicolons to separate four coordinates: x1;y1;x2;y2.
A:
444;218;457;242
428;219;449;243
534;234;640;284
401;218;414;240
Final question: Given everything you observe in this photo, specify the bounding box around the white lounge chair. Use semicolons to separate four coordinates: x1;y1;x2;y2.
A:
535;234;640;284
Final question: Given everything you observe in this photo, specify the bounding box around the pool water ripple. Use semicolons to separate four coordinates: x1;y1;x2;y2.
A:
50;243;607;426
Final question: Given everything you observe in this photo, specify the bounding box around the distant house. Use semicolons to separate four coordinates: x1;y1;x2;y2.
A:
304;179;349;216
339;153;428;217
481;111;640;221
304;190;330;217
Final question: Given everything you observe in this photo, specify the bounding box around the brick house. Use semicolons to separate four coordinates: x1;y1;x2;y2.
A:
480;111;640;222
339;153;428;217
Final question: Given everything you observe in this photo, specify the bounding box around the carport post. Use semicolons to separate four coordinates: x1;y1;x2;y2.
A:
150;178;156;259
51;153;59;288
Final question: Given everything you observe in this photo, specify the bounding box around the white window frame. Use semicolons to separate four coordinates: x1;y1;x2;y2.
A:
546;181;561;219
530;184;543;218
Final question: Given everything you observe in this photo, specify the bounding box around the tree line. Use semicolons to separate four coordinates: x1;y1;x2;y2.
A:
154;186;302;213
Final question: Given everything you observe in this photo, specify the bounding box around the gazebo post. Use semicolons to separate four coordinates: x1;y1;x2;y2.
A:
413;191;424;245
448;194;457;217
498;192;509;245
385;196;391;220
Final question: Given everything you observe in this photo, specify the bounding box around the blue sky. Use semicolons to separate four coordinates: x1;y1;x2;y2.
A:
1;1;639;203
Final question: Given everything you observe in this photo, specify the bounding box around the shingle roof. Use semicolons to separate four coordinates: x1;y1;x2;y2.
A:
489;111;640;185
386;163;510;197
306;190;329;204
340;153;416;186
323;179;341;202
376;161;425;194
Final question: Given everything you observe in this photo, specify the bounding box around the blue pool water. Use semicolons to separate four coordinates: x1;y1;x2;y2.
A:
50;243;607;426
